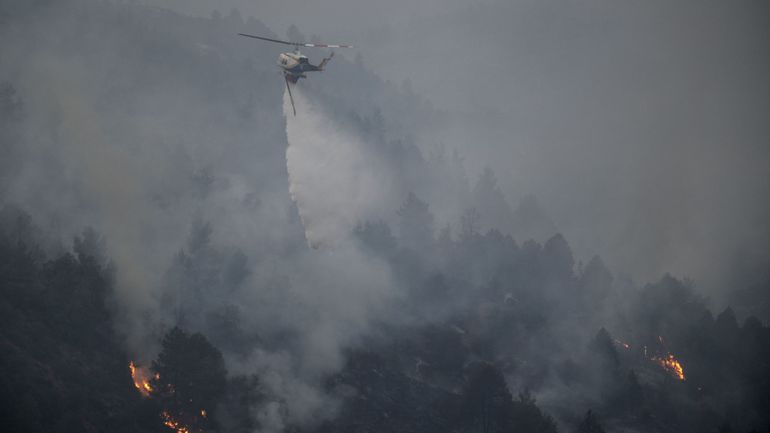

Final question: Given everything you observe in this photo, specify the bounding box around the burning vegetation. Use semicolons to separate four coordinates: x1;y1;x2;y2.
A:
612;336;685;381
127;328;227;433
653;354;685;381
653;336;685;381
131;362;195;432
128;359;206;433
129;361;155;397
161;411;191;433
614;339;631;350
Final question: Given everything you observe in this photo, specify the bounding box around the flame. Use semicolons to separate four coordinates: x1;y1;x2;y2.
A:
653;354;685;381
614;339;631;349
131;362;206;432
129;361;154;397
607;335;686;381
161;411;190;433
651;336;685;381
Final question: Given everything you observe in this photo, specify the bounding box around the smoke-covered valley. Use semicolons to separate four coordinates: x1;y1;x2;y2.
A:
1;1;769;433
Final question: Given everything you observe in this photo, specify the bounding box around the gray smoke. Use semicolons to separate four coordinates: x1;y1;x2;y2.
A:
0;4;404;429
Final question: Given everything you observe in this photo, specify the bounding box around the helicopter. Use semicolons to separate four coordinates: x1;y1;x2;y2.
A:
238;33;353;115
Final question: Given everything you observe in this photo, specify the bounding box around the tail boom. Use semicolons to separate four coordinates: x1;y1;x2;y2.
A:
317;51;335;71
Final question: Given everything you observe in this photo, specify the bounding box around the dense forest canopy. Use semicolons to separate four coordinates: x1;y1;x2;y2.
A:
1;1;769;433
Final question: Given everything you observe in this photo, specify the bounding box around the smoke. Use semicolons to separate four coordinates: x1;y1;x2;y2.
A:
1;4;402;429
284;85;397;247
1;52;177;353
215;244;397;432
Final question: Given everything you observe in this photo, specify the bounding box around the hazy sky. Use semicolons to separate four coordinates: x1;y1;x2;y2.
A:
141;0;475;34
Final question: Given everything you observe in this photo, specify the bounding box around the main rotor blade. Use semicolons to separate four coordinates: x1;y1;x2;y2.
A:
238;33;353;48
302;42;354;48
239;33;298;46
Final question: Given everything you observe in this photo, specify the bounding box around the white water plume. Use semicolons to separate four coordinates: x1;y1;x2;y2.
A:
283;86;395;247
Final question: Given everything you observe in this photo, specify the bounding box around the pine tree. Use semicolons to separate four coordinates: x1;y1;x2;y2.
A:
397;192;435;251
589;328;620;369
460;207;481;241
152;327;227;431
543;233;575;279
471;167;515;234
576;410;606;433
510;390;558;433
579;255;613;302
460;363;514;433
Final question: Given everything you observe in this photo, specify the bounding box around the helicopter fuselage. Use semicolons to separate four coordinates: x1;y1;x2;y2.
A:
279;52;325;83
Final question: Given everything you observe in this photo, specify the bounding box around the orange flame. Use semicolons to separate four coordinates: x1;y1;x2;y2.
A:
131;362;205;432
614;339;631;349
129;361;154;397
651;336;685;381
653;354;685;380
161;411;190;433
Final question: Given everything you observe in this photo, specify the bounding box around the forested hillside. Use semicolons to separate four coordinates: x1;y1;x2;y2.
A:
2;201;769;432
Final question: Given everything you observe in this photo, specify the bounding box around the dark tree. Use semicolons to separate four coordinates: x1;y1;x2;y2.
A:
397;192;435;251
576;410;606;433
510;390;558;433
217;374;264;433
73;227;107;267
152;327;227;430
579;256;613;303
460;363;514;433
511;194;558;241
621;370;644;408
0;209;150;433
471;167;515;234
543;233;575;279
286;24;305;42
460;207;481;241
0;81;23;120
715;307;739;334
589;328;619;369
